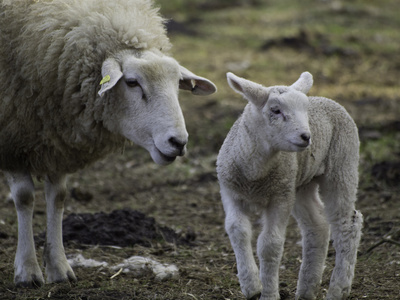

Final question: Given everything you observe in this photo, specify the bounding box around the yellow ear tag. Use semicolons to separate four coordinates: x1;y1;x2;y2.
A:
100;75;111;85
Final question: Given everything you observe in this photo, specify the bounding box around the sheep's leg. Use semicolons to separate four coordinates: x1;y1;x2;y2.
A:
221;188;262;299
319;178;363;300
44;174;76;283
6;171;45;287
257;203;292;300
292;182;330;300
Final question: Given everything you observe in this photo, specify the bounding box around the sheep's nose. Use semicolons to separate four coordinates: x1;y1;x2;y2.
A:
301;133;311;142
168;137;187;156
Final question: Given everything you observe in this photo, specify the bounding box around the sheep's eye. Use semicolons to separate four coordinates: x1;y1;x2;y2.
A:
271;107;281;115
126;79;139;88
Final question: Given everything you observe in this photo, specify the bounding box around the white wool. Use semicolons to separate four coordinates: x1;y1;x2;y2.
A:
112;256;179;281
66;254;179;282
67;254;108;268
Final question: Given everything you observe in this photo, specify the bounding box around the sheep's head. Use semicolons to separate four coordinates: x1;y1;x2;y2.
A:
98;50;217;165
227;72;313;153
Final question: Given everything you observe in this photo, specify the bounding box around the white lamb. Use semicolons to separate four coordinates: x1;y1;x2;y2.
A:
217;72;362;300
0;0;216;288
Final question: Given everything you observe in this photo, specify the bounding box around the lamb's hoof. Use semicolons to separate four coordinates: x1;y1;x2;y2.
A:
67;270;77;282
15;274;45;289
248;292;261;300
258;293;281;300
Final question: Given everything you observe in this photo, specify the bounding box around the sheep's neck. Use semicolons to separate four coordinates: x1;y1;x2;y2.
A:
234;116;278;181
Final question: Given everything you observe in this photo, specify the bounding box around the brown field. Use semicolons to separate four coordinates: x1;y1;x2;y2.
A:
1;0;400;299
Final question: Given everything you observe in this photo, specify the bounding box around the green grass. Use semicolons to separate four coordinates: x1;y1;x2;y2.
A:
361;133;400;163
156;0;400;104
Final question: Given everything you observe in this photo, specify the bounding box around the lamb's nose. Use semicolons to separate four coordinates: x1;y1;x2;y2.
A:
301;133;311;142
168;137;187;156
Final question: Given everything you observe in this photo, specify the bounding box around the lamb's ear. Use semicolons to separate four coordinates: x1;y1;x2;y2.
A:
179;66;217;96
226;72;267;106
98;58;124;97
291;72;313;94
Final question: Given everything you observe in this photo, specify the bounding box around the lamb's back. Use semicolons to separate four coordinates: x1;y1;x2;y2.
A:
296;96;359;187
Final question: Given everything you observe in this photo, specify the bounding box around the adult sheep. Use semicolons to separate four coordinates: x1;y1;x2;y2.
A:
217;72;362;300
0;0;216;288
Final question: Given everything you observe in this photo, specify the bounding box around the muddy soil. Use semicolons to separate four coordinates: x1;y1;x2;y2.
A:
36;209;193;248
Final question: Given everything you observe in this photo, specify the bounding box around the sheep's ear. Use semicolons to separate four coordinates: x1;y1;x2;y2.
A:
226;72;267;106
179;66;217;96
98;58;124;97
291;72;313;94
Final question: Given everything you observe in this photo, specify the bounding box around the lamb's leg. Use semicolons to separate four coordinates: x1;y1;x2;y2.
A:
292;182;330;300
319;178;363;300
44;174;76;283
6;171;44;287
257;204;292;300
221;188;262;299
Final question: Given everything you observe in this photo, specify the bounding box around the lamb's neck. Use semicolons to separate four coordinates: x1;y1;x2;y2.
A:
233;114;278;181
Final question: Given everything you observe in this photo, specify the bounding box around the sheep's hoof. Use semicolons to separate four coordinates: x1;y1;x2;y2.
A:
248;292;261;300
15;274;45;289
48;270;77;284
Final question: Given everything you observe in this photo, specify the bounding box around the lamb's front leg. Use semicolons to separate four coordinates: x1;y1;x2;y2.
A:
44;174;76;283
221;188;262;300
6;171;45;287
257;203;293;300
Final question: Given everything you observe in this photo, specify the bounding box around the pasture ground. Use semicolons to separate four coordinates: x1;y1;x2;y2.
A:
1;0;400;299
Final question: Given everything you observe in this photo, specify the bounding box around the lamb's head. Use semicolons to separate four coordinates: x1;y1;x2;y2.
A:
227;72;313;153
98;50;217;165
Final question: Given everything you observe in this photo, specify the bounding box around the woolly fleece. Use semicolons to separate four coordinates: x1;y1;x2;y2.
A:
0;0;171;174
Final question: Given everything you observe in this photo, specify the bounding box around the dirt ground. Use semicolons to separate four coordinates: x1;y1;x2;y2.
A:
1;0;400;299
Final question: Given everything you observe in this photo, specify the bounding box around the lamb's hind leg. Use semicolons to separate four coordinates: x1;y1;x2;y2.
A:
6;171;44;287
319;177;363;300
44;174;76;283
292;182;330;300
221;187;262;300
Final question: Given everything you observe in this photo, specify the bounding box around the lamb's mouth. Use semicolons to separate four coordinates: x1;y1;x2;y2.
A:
293;142;310;150
156;147;177;163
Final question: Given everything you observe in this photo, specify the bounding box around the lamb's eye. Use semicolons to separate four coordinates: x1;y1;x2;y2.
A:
126;79;139;88
271;107;281;115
